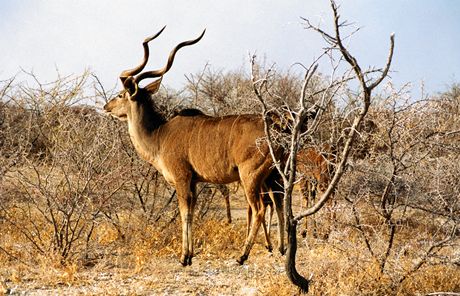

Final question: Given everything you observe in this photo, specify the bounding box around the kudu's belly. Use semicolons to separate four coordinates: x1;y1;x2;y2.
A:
192;162;240;184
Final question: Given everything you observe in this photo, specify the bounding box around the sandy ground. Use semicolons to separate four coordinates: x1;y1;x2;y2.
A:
5;254;287;295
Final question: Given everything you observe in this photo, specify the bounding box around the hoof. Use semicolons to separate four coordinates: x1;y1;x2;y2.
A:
236;254;248;265
265;245;273;253
278;246;286;256
180;255;193;266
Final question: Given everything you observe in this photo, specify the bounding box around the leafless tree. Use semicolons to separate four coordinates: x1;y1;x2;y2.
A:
252;1;394;292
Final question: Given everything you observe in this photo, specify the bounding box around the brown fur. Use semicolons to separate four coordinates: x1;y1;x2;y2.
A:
298;146;336;238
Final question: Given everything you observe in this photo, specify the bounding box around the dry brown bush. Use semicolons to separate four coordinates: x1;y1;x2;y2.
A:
290;83;460;295
0;72;178;266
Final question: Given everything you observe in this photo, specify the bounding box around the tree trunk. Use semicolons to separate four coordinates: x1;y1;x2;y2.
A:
285;218;309;293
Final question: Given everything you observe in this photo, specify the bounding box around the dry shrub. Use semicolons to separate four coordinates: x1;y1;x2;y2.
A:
398;265;460;295
0;73;181;275
264;240;459;296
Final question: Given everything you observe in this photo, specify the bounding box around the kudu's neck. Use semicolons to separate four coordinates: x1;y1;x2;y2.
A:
127;96;167;161
128;95;167;133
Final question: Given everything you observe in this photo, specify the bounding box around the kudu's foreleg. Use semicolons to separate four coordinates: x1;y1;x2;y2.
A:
262;170;286;255
177;181;197;266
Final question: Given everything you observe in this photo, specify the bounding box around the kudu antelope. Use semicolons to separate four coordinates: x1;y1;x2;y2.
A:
298;146;336;238
103;27;284;266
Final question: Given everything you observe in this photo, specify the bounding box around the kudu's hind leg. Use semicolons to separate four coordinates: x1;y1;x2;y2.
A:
245;186;273;254
237;179;265;265
261;202;274;252
176;180;197;266
267;177;285;255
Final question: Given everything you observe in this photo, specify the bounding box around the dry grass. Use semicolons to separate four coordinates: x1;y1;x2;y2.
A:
1;194;459;295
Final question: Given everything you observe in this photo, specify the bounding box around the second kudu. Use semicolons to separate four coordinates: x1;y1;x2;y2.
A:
103;27;285;266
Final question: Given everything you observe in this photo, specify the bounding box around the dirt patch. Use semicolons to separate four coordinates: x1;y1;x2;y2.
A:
4;249;288;295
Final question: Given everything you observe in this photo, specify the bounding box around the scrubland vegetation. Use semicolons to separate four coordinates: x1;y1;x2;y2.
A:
0;64;458;295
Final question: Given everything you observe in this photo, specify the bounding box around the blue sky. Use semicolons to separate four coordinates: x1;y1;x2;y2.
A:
1;1;459;98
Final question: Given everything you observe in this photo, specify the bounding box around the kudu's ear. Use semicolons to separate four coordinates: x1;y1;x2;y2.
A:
122;76;139;100
144;78;163;94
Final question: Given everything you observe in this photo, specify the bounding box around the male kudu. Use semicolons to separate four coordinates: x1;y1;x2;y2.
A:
103;27;284;266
